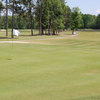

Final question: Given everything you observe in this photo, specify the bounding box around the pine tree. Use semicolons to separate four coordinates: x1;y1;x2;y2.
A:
0;1;4;32
6;0;8;37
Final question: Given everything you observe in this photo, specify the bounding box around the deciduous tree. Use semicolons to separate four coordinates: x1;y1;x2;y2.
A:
70;7;82;34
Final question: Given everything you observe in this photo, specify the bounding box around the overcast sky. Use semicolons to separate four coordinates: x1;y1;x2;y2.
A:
66;0;100;15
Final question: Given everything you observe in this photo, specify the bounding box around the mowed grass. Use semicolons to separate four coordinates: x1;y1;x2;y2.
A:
0;29;100;100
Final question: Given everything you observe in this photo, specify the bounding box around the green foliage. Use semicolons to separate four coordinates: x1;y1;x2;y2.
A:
0;15;36;29
82;14;96;29
0;1;4;10
65;6;71;29
35;0;67;34
95;14;100;29
70;7;82;31
1;0;100;36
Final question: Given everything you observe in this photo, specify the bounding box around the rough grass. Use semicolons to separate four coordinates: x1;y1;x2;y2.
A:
0;29;100;100
0;29;72;41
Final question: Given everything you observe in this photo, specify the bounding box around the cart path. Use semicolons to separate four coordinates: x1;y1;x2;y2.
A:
0;41;29;44
0;34;78;44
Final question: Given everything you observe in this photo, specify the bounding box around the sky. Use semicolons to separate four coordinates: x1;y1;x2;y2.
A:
66;0;100;15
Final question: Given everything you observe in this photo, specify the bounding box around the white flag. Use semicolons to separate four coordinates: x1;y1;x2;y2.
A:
13;29;20;36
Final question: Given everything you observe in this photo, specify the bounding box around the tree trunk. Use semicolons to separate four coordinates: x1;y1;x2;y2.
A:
48;16;50;35
57;29;59;33
39;0;42;35
30;13;33;36
6;0;8;37
30;23;33;36
0;10;1;32
56;29;58;34
49;25;51;35
30;1;33;36
42;29;44;35
47;0;50;35
12;0;15;38
72;30;74;35
52;30;55;35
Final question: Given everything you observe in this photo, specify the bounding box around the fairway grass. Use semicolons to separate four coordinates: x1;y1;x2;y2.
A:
0;30;100;100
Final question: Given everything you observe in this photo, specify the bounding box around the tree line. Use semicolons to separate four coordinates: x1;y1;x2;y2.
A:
0;0;100;38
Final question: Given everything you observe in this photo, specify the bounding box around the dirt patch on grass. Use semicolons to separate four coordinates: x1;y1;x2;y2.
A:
83;70;100;76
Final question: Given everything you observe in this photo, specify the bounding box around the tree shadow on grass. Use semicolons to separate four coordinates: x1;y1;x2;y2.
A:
81;29;100;32
72;95;100;100
20;34;39;37
0;37;12;39
20;34;59;37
